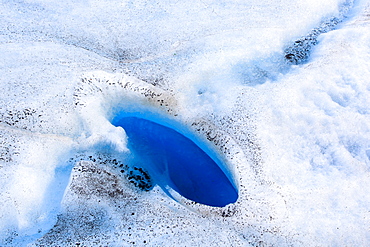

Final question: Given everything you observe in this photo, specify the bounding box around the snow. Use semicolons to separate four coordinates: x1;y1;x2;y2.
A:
1;0;370;246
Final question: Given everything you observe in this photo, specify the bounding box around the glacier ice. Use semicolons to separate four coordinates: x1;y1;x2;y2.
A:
1;0;370;246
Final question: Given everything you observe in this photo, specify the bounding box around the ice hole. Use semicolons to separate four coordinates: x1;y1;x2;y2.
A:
112;114;238;207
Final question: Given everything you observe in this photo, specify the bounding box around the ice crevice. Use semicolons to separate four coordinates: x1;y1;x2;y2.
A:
58;70;287;244
73;71;247;204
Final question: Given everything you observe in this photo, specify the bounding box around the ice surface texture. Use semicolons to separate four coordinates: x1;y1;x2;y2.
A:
1;0;370;246
284;0;356;65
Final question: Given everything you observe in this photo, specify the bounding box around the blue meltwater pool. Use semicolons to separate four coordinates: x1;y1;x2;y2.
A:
112;115;238;207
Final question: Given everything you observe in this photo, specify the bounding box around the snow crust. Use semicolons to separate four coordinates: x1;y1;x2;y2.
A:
1;0;370;246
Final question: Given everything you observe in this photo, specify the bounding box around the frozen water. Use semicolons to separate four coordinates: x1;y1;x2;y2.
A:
284;0;356;65
112;115;238;207
1;0;370;246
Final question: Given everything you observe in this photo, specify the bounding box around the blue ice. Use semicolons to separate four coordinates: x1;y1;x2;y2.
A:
112;114;238;207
